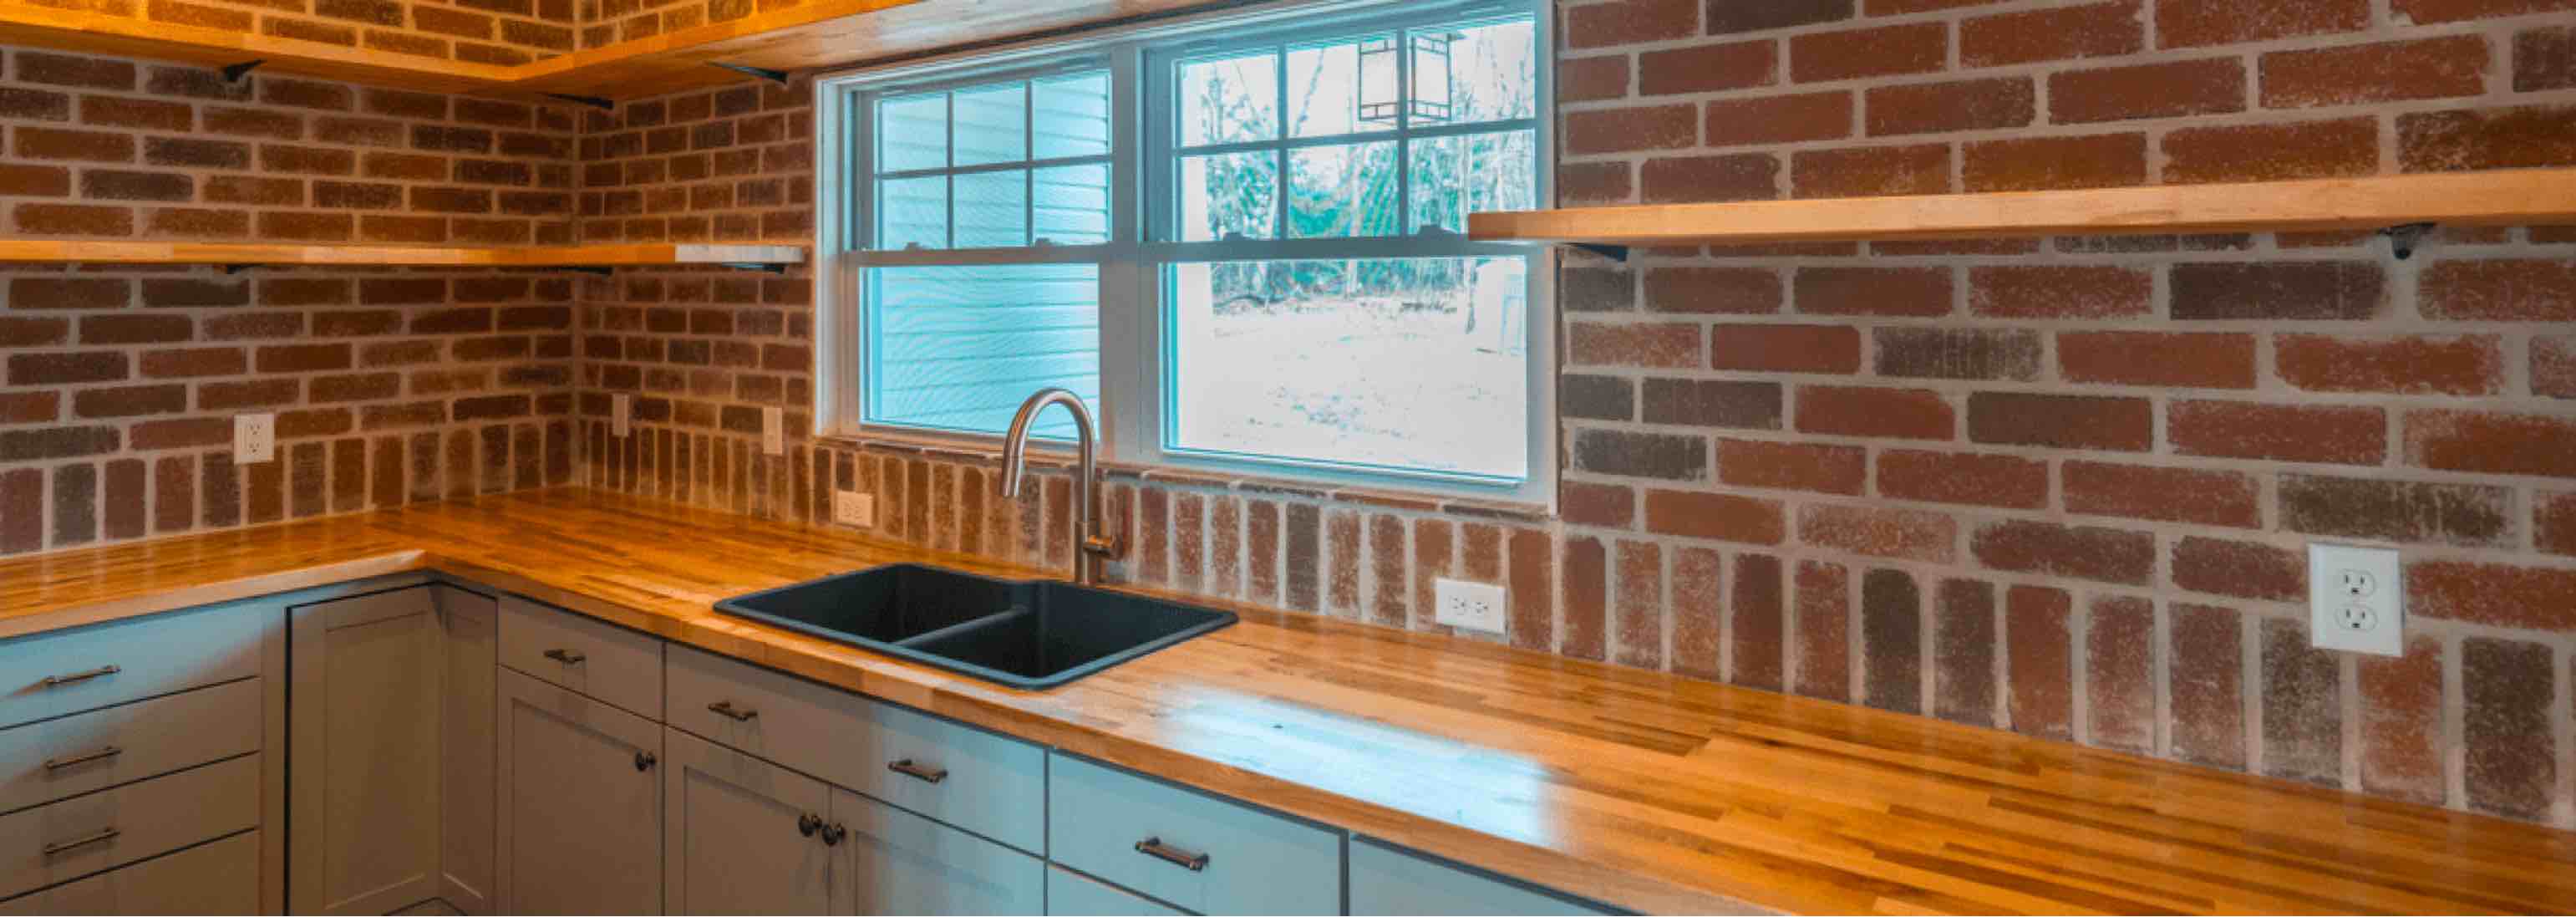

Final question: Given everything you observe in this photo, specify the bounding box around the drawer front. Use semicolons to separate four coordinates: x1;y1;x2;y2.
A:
0;753;262;899
1349;839;1610;916
0;602;266;731
1048;756;1340;915
0;830;260;915
0;679;262;814
498;596;663;719
665;646;1046;853
1045;866;1186;917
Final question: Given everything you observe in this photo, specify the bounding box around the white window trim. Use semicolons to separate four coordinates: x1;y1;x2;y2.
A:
812;0;1555;506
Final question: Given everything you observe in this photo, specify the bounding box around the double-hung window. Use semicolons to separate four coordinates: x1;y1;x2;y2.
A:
819;0;1551;502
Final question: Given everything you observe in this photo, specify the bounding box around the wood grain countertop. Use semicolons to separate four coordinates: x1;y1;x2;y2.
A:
5;487;2573;914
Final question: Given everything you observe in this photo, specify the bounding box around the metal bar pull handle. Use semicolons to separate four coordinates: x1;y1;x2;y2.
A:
41;665;120;688
706;700;758;721
887;759;948;784
542;649;586;665
1134;837;1209;872
42;827;119;856
43;746;123;772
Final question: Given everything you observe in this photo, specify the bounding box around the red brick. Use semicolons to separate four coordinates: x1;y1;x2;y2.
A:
2049;58;2245;124
2414;558;2576;633
1791;143;1949;198
2158;0;2366;48
1639;154;1779;204
2394;0;2576;24
2277;334;2502;396
1569;428;1707;480
2171;400;2385;465
1;468;39;554
2400;104;2576;172
1670;547;1722;680
2086;595;2154;754
2172;261;2383;320
1507;527;1553;651
2537;334;2576;399
2359;635;2445;806
1859;568;1923;714
1639;40;1775;95
1613;540;1664;669
2065;461;2261;528
2162;117;2378;184
1971;519;2154;585
1562;536;1606;660
1866;78;2033;137
1720;553;1781;690
8;351;125;385
0;391;55;424
2058;331;2256;389
1968;265;2150;318
2168;603;2246;770
2258;618;2342;786
2518;24;2576;92
2280;474;2510;547
1561;374;1633;421
1717;438;1864;495
1559;55;1629;103
1969;133;2152;194
1712;0;1853;33
1796;385;1953;440
1705;91;1852;147
1793;560;1850;701
2262;36;2489;109
2406;409;2576;478
2420;259;2576;321
1794;266;1950;317
2172;536;2304;602
1562;264;1635;313
1644;488;1785;544
1790;23;1946;83
0;164;69;198
1709;323;1858;373
1643;266;1780;313
2004;585;2073;741
2460;637;2554;820
1564;0;1695;48
1568;321;1700;369
0;317;69;347
14;203;132;236
1560;480;1634;528
14;53;135;90
1563;104;1696;155
1872;328;2039;381
1876;450;2045;510
1967;392;2150;451
1931;579;1997;726
2541;491;2576;557
1799;503;1955;563
1961;2;2142;67
1557;161;1632;204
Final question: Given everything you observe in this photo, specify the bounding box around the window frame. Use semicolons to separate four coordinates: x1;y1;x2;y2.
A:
813;0;1555;505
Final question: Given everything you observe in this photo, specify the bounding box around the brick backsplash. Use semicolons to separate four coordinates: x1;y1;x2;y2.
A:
6;0;2576;830
54;0;580;65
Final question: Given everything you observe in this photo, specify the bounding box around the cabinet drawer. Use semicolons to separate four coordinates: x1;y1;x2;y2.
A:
1048;756;1339;915
1349;838;1611;916
0;602;266;731
666;646;1045;853
0;753;262;900
0;679;262;814
0;830;259;915
499;596;662;719
1046;866;1186;917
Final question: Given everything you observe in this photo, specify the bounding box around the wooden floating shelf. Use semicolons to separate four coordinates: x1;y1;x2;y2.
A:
0;0;1212;100
1470;168;2576;249
0;241;805;269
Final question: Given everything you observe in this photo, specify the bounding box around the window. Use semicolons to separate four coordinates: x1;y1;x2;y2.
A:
820;0;1551;500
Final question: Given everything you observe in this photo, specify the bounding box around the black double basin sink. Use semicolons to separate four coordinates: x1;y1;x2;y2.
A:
714;564;1237;690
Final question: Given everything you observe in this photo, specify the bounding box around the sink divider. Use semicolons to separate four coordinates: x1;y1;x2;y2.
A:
894;607;1035;649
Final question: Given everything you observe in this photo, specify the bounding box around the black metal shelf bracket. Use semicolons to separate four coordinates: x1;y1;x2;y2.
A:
720;262;788;274
2380;222;2437;260
709;62;790;86
221;59;264;83
542;93;617;112
550;265;616;276
221;263;257;275
1567;242;1629;262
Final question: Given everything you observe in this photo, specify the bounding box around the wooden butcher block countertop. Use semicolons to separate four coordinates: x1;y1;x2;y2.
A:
5;487;2573;914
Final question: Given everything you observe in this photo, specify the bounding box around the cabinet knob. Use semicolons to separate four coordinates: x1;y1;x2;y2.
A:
819;822;846;847
633;751;656;772
798;813;822;837
543;648;587;665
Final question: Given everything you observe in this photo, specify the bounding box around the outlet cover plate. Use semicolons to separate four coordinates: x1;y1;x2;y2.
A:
1433;578;1507;634
2309;543;2402;656
832;491;874;527
233;413;274;464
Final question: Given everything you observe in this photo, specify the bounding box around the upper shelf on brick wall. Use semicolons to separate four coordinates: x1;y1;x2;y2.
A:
0;241;805;269
1470;169;2576;254
0;0;1207;100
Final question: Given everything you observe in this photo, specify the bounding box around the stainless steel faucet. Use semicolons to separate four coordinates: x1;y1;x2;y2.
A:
998;388;1120;584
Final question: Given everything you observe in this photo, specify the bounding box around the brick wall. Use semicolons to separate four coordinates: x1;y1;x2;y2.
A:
53;0;581;65
578;0;820;50
0;48;583;554
574;0;2576;829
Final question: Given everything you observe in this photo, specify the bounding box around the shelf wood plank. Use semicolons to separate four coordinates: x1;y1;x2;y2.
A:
0;3;517;92
1469;169;2576;247
0;241;805;268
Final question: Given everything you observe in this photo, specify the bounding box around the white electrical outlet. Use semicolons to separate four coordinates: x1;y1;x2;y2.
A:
2309;543;2402;656
1433;578;1507;634
232;413;274;464
832;491;875;527
612;393;632;437
762;406;785;456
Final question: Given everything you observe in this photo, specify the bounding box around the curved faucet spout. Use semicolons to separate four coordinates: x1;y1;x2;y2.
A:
997;388;1119;583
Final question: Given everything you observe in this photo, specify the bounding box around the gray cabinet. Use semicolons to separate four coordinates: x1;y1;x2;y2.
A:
495;669;663;915
289;585;471;916
831;787;1043;915
1044;866;1184;917
663;728;834;915
1349;838;1611;916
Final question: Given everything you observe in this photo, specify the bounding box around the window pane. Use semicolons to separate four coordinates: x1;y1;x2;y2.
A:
1408;130;1535;233
878;94;947;172
876;175;947;249
1034;163;1110;245
1034;72;1111;159
1180;151;1277;241
1179;51;1278;146
1287;141;1397;238
1426;18;1536;125
1167;257;1528;481
867;264;1100;438
1284;38;1391;138
954;170;1028;247
953;82;1027;167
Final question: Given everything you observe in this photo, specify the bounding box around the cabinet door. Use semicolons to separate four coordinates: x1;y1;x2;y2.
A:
663;728;833;916
830;787;1042;916
1044;866;1186;917
1349;839;1610;916
290;586;445;916
437;588;498;914
495;670;662;915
